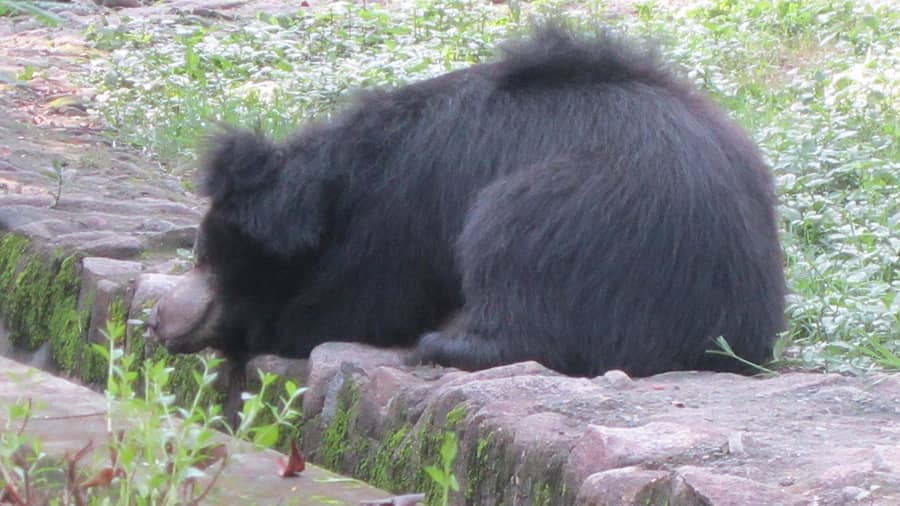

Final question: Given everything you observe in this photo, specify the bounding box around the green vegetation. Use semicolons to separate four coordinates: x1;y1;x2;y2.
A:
0;236;90;376
0;317;305;505
424;432;460;506
79;0;899;374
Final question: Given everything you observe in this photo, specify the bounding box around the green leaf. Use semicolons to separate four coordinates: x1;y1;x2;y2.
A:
259;371;277;386
423;465;447;487
440;432;457;463
8;402;29;420
92;343;109;361
253;425;279;448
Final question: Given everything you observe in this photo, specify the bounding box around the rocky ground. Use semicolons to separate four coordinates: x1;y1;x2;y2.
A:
0;1;898;505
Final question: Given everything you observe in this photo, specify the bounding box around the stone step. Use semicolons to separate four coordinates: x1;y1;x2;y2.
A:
0;355;394;505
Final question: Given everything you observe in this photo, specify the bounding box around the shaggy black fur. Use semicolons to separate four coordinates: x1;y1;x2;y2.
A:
193;26;785;376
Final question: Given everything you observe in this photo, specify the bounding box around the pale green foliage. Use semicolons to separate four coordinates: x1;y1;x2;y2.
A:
0;317;305;504
424;432;460;506
235;371;304;448
92;318;305;503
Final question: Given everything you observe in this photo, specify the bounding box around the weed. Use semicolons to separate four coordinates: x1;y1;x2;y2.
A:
44;158;71;209
0;316;305;504
707;337;780;376
424;432;460;506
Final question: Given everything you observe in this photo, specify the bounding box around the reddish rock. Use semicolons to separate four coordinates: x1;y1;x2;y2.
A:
575;467;669;506
77;234;143;259
599;369;634;389
130;273;182;317
303;342;409;421
246;354;308;383
78;257;142;348
675;466;806;506
566;422;728;484
81;257;142;286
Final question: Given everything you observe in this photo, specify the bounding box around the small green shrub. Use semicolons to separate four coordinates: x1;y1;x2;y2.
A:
424;432;460;506
0;317;305;505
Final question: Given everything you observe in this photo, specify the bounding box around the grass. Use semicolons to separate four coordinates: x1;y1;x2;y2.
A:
76;0;899;374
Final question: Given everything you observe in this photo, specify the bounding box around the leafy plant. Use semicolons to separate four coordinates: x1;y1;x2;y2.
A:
233;371;305;449
706;337;780;376
44;158;71;209
0;399;43;505
0;316;305;505
423;432;460;506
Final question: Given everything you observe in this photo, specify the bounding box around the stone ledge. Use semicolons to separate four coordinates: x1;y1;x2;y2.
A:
300;342;900;506
0;355;391;505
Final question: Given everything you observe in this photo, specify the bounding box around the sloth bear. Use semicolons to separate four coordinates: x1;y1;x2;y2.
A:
148;26;785;377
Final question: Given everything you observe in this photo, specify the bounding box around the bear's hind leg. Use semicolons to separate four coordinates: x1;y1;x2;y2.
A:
410;330;512;372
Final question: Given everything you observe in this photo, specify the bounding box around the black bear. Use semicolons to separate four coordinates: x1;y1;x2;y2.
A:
148;26;785;377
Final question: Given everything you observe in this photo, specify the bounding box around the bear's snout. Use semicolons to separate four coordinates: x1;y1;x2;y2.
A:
148;269;217;354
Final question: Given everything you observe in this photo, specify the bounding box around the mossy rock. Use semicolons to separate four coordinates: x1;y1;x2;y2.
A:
0;235;91;377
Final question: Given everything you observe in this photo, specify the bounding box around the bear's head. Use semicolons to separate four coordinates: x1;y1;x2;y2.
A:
147;129;332;357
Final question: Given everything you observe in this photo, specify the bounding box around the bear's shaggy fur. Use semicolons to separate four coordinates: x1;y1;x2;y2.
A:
151;26;785;377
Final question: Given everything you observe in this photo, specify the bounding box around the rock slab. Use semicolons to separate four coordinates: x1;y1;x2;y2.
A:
300;342;900;506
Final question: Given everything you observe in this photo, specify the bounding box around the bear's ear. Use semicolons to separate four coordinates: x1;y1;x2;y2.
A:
198;128;280;203
198;128;334;258
224;175;333;258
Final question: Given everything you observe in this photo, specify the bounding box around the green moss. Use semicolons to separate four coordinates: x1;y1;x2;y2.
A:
526;461;569;506
403;403;467;504
465;433;497;499
79;297;127;385
532;482;554;506
47;254;90;378
444;403;467;428
366;425;411;490
0;238;89;374
346;401;470;500
306;382;569;504
126;324;147;362
48;305;85;374
6;253;55;350
0;235;29;310
319;383;360;470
